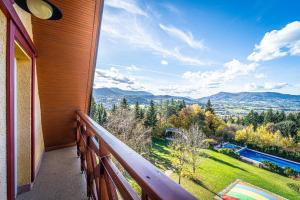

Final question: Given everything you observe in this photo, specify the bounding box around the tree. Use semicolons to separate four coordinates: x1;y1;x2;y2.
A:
96;103;107;125
111;104;117;113
169;136;188;185
204;111;223;136
139;108;145;119
244;110;260;129
89;97;98;120
205;99;214;114
274;120;297;137
184;124;205;174
274;111;286;123
134;101;140;119
181;100;186;109
168;104;205;130
120;97;129;109
105;108;151;157
235;124;295;148
145;100;158;128
166;100;177;118
264;109;275;124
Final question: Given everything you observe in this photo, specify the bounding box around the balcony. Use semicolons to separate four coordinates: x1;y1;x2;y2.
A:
17;147;87;200
17;111;196;200
0;1;194;199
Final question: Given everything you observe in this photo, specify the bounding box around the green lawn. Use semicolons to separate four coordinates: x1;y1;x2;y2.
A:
150;138;300;200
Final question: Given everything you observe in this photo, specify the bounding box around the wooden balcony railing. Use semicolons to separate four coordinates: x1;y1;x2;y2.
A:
76;111;196;200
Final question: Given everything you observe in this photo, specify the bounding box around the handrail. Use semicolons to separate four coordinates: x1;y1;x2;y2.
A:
76;110;196;200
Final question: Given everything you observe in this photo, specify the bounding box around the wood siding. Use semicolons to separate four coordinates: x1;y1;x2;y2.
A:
32;0;103;149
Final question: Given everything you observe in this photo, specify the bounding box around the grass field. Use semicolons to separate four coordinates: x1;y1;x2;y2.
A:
150;138;300;200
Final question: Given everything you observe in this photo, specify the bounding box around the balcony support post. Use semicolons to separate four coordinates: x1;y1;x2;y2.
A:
99;139;111;200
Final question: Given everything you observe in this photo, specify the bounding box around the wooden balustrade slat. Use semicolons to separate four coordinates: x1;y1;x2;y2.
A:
141;190;148;200
76;111;196;200
91;150;100;200
89;137;100;155
103;169;118;200
86;136;94;198
102;158;140;200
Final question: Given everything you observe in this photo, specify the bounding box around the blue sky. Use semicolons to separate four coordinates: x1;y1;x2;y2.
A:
94;0;300;98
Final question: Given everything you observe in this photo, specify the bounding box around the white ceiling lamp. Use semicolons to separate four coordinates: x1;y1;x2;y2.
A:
15;0;62;20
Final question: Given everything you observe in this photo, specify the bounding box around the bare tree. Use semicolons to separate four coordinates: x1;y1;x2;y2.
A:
169;138;188;185
105;108;152;157
184;124;206;174
169;124;205;184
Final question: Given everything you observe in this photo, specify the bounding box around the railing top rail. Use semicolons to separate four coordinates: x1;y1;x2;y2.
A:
76;110;196;200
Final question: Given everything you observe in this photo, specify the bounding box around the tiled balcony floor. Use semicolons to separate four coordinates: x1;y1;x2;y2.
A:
17;147;88;200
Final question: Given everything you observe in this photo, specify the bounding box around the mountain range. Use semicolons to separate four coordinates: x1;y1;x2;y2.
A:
93;88;300;116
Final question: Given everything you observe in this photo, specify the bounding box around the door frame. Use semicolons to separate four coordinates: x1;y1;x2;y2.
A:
0;1;37;199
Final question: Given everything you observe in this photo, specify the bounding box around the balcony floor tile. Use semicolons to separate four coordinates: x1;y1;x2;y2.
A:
17;146;88;200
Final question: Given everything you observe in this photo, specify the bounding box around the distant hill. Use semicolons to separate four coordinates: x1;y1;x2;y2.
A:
93;87;153;97
198;92;300;115
93;88;300;115
93;88;196;109
198;92;300;102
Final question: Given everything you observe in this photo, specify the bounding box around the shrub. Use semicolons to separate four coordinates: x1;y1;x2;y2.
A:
218;148;240;159
262;161;299;177
261;161;283;174
202;139;217;149
283;167;298;177
287;183;300;194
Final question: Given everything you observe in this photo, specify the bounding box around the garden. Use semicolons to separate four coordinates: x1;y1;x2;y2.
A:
90;97;300;199
150;138;300;199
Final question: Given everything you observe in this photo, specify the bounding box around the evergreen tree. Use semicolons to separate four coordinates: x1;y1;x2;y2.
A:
205;99;214;114
274;120;297;137
178;100;186;111
244;110;260;129
182;100;186;108
274;110;286;123
139;108;145;119
264;109;274;124
111;104;117;113
120;97;129;109
96;103;107;125
134;101;140;119
259;111;265;124
166;100;176;117
89;97;98;120
145;100;158;128
287;113;296;122
296;112;300;127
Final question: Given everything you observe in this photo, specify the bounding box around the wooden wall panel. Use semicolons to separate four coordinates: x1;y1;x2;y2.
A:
32;0;103;149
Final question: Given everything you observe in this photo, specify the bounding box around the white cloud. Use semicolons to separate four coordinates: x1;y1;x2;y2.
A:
248;21;300;62
127;65;140;71
183;59;258;85
159;24;205;49
101;2;211;66
162;3;181;15
105;0;148;17
246;82;289;90
254;73;266;79
160;60;168;65
95;67;134;84
94;67;146;91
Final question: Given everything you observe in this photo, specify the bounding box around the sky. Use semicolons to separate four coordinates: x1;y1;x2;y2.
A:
94;0;300;98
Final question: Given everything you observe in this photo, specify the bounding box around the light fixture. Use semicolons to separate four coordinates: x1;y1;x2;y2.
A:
15;0;62;20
